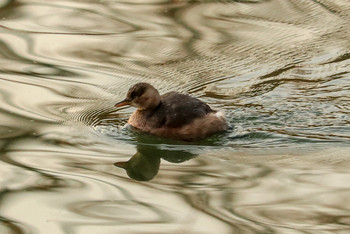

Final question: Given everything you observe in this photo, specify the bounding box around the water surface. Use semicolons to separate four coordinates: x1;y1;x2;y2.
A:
1;0;350;233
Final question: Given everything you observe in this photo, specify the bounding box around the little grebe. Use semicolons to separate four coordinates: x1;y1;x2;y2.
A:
115;83;228;141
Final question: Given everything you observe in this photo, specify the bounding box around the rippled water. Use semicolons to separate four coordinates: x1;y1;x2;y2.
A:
1;0;350;233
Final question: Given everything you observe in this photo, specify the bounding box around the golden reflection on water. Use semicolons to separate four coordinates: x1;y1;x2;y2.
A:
1;0;350;233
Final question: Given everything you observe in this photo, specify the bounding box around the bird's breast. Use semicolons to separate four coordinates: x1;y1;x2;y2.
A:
128;111;145;128
128;110;157;132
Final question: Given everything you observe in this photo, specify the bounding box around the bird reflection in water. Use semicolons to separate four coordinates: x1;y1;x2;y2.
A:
114;137;197;181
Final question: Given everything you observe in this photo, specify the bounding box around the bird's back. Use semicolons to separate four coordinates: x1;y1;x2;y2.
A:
154;91;214;128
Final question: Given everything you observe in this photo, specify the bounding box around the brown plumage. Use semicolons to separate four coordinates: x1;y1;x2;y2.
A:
115;83;228;141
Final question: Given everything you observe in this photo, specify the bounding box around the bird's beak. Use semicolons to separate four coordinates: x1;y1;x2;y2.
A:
114;161;128;169
115;99;130;108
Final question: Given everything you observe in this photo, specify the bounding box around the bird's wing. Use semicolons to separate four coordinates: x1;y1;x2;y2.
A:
159;92;213;128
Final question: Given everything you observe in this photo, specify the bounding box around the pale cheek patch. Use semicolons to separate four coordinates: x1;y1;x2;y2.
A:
131;100;141;108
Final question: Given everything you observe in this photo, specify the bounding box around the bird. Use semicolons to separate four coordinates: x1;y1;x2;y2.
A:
115;82;228;141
